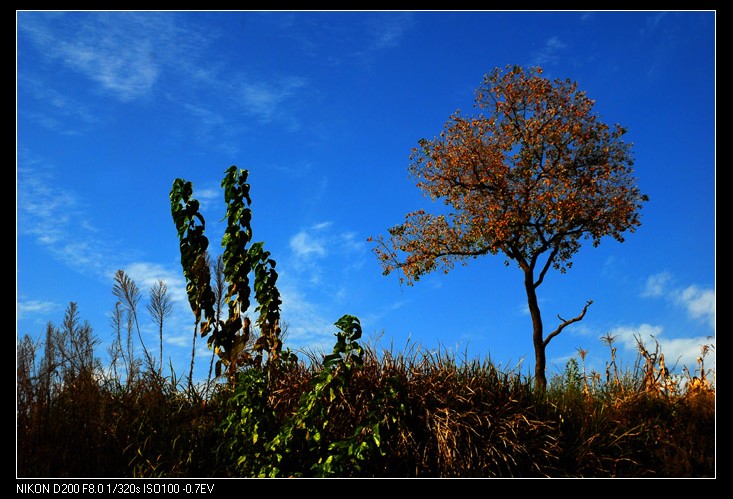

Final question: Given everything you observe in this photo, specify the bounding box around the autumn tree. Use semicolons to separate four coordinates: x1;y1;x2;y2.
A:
371;65;648;390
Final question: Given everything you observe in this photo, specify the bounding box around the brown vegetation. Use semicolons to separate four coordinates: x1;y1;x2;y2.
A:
17;301;715;478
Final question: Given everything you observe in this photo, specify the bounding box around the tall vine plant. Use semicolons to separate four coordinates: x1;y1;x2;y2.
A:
170;166;286;382
172;166;383;476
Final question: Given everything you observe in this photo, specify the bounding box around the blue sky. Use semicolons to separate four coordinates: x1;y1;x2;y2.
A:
17;10;715;384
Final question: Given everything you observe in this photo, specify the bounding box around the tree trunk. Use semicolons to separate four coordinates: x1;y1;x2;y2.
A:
524;268;547;391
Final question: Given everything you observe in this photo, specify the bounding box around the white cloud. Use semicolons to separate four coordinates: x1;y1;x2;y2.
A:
546;37;567;50
120;262;188;307
606;323;715;373
287;223;368;285
675;285;715;329
19;75;100;134
18;152;199;355
19;12;177;102
580;12;595;23
640;272;715;330
279;283;340;354
63;40;159;102
359;299;408;333
165;333;192;349
339;231;364;253
19;12;310;147
278;222;372;353
290;231;327;258
364;12;415;51
608;323;664;350
641;271;672;297
18;156;113;277
175;72;309;131
239;77;308;123
17;300;59;320
168;98;244;157
530;36;568;67
195;187;223;212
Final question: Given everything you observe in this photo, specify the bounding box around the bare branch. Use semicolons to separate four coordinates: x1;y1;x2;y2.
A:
543;299;593;348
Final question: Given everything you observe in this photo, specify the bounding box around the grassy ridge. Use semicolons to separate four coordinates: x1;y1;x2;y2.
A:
16;304;715;478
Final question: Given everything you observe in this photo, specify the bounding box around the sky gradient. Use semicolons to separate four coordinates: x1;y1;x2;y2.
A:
17;10;716;384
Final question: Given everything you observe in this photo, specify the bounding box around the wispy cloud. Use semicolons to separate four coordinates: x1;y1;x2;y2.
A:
18;151;187;298
278;221;370;352
18;12;178;102
166;97;245;157
289;222;334;257
19;11;313;144
167;74;309;149
674;285;715;329
16;158;202;376
288;222;333;285
640;272;715;330
279;283;340;355
18;153;112;276
359;299;408;336
17;299;60;320
641;271;672;297
18;75;100;134
196;187;222;202
348;12;416;64
363;12;415;52
530;36;568;67
238;77;308;124
121;262;189;307
606;323;714;372
288;222;367;283
290;230;328;259
195;186;223;212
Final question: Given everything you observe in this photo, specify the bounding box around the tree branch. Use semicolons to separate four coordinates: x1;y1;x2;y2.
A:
534;244;559;289
543;299;593;348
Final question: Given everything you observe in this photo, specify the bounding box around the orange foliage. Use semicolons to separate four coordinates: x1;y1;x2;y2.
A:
371;65;648;284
